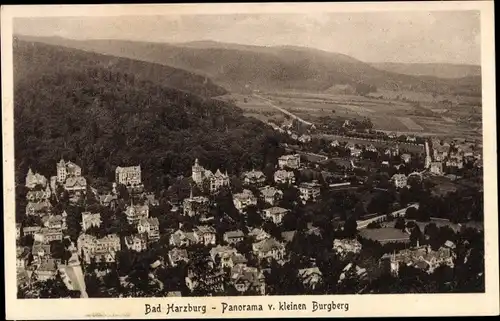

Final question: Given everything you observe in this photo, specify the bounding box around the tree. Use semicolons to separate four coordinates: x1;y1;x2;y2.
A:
394;217;406;231
343;216;358;238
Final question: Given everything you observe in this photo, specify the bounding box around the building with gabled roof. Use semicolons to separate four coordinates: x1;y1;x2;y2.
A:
25;168;48;189
242;169;267;187
223;230;245;245
263;207;289;225
259;186;283;206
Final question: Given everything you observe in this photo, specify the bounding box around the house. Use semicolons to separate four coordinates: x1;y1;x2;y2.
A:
31;242;51;264
144;193;160;207
25;168;48;189
391;174;408;188
406;136;417;143
297;267;323;290
330;140;340;147
345;143;362;157
231;266;266;295
223;230;245;245
33;259;58;281
26;186;52;202
248;228;271;241
194;225;217;246
252;238;286;261
333;239;362;257
23;226;42;237
381;160;390;167
124;234;148;252
446;156;464;169
17;246;31;270
434;143;450;161
281;230;297;243
63;176;87;194
430;162;444;175
365;144;378;153
25;200;51;216
242;170;267;186
169;229;198;248
210;245;238;263
33;227;63;244
299;181;321;203
137;217;160;241
338;263;368;283
56;159;82;183
274;170;296;185
298;134;312;143
115;165;142;186
77;233;121;264
42;214;66;230
99;193;118;209
278;154;301;169
263;207;289;225
124;204;149;224
168;248;189;267
182;195;209;217
81;212;102;231
259;186;283;206
401;153;412;164
191;159;230;193
291;133;299;141
385;245;456;275
388;132;398;139
233;189;258;212
185;268;225;293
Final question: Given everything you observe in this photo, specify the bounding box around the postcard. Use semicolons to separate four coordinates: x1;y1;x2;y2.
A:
2;2;498;319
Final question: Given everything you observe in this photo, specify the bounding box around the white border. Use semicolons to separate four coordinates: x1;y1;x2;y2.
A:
2;2;498;319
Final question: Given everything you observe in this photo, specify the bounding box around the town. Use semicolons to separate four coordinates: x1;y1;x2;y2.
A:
16;117;484;298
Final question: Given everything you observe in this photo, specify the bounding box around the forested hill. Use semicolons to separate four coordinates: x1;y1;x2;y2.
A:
13;39;283;190
15;36;481;97
13;38;227;98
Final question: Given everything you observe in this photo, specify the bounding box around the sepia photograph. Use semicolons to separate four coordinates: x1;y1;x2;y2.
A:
2;2;498;319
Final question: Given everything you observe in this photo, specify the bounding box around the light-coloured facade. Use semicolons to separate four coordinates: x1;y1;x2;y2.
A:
81;212;102;231
233;189;258;212
299;181;321;203
263;207;289;225
273;170;296;185
278;154;301;169
115;165;142;186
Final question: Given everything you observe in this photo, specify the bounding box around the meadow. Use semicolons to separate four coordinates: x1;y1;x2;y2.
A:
220;90;481;140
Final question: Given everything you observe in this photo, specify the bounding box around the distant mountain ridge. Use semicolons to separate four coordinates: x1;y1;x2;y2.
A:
370;62;481;79
15;35;481;96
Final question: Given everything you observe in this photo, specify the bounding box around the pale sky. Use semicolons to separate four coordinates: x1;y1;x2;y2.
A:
14;11;481;65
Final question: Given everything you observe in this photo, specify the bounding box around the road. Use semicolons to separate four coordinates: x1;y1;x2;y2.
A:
253;94;315;127
356;203;419;229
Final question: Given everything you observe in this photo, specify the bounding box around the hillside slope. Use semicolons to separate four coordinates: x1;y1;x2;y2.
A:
13;39;283;189
15;36;481;96
14;37;227;98
370;62;481;79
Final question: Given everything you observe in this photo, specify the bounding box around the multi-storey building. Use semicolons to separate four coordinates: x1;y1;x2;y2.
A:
273;170;296;185
81;212;102;231
77;234;121;264
233;189;257;212
299;181;321;203
56;159;82;183
278;154;301;169
242;170;267;187
115;165;142;186
192;159;230;193
25;168;48;189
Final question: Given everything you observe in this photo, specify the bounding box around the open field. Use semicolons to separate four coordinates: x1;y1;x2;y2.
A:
219;90;482;140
